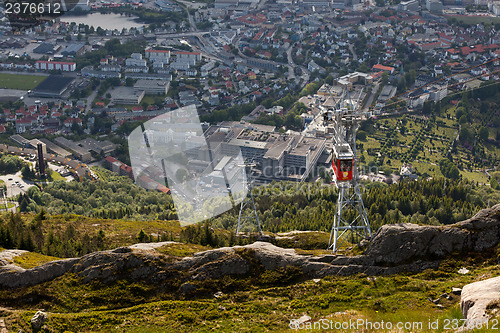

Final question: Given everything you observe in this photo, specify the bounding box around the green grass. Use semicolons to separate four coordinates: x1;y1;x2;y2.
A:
0;73;47;90
0;202;15;209
460;170;490;184
447;15;500;25
156;243;211;257
50;170;66;181
141;94;167;106
3;250;500;332
13;252;61;269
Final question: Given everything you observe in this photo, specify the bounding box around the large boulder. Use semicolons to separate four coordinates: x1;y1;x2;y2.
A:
366;204;500;265
461;276;500;324
30;311;47;332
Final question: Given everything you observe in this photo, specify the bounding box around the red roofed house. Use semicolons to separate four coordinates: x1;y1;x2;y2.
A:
64;117;82;127
35;60;76;71
104;156;134;180
372;64;395;74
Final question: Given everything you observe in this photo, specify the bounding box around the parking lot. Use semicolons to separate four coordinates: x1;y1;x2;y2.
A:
0;173;33;197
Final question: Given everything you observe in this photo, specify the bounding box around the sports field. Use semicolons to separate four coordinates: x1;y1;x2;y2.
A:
446;15;500;25
0;73;48;90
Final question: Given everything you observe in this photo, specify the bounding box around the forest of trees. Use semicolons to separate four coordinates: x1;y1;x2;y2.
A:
0;154;26;175
0;210;111;257
17;167;500;232
2;165;498;257
208;178;499;234
19;168;175;221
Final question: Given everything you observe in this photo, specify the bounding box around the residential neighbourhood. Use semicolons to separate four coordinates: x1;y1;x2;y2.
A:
0;0;498;184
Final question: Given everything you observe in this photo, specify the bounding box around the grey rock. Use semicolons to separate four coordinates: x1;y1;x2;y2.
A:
461;276;500;322
452;287;462;295
0;319;7;333
0;205;498;289
31;311;47;332
179;283;196;294
214;291;224;298
365;204;500;265
458;267;470;275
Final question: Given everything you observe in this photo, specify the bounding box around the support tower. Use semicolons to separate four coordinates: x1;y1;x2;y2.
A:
236;163;263;236
324;89;372;252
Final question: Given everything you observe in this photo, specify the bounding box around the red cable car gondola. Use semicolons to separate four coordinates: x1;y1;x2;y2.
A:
332;143;353;182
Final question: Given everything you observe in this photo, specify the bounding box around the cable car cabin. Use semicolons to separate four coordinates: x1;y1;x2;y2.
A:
332;143;354;182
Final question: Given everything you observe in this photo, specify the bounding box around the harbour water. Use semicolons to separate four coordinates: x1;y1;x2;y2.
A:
61;13;144;30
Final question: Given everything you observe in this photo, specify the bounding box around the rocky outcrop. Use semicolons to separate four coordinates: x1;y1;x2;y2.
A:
461;276;500;324
366;203;500;265
0;204;498;289
31;310;47;332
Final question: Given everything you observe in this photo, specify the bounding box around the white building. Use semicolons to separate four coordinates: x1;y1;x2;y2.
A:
146;49;171;63
35;61;76;71
126;53;147;67
175;51;202;63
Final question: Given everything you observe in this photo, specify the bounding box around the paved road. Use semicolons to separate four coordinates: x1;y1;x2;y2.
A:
86;88;99;113
286;46;296;80
363;83;379;110
0;173;34;198
349;43;358;62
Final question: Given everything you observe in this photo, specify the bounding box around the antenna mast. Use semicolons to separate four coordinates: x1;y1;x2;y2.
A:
324;86;372;252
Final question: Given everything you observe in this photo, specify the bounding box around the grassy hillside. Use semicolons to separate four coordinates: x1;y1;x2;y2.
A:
2;242;500;332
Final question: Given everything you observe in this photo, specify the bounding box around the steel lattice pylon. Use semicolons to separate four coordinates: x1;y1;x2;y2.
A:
236;187;263;236
328;182;371;251
236;163;263;236
324;87;372;252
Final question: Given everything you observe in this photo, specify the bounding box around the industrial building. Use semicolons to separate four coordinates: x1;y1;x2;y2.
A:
61;43;86;57
204;122;326;182
31;75;74;98
110;87;145;105
134;79;170;95
54;137;93;162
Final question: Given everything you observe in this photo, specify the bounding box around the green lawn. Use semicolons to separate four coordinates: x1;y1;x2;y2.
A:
50;170;66;181
0;73;48;90
141;94;167;106
0;202;15;209
447;15;500;25
460;170;490;184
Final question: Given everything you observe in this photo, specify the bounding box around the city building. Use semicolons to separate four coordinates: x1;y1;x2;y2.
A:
145;49;171;63
35;61;76;72
134;79;170;95
205;122;326;182
110;87;145;105
31;75;74;98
